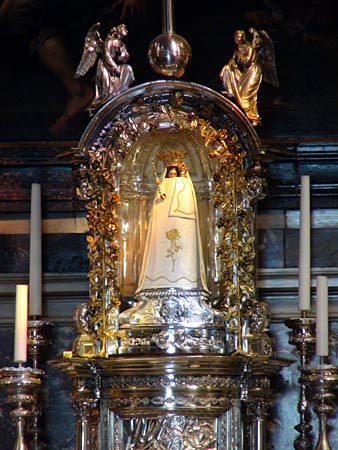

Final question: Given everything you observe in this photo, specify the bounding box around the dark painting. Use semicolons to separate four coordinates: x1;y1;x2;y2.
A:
0;0;337;141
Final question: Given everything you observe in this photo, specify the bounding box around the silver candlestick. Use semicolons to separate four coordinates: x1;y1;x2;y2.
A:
300;365;338;450
27;320;53;449
0;366;43;450
285;316;316;450
27;320;53;370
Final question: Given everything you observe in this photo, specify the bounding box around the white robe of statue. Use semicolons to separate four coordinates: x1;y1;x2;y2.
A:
136;171;208;293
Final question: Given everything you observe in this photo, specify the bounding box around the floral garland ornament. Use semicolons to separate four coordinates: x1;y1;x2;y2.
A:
206;127;257;355
74;144;123;357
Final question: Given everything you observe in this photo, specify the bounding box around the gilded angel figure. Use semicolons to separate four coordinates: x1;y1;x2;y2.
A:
75;22;135;111
219;28;279;126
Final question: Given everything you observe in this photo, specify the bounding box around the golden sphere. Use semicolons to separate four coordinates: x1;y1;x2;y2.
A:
148;33;192;78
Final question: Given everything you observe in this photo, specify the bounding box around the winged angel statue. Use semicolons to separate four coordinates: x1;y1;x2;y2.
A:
219;28;279;126
75;23;135;111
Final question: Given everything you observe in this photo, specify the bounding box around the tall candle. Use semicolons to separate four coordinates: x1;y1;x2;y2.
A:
29;183;42;316
298;175;311;311
14;284;28;363
315;275;329;357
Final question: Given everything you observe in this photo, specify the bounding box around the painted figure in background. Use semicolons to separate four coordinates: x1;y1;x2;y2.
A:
219;28;279;126
75;22;135;111
0;0;143;133
136;150;208;294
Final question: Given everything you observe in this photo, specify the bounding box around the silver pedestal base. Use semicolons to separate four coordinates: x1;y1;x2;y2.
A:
119;325;225;354
119;288;225;353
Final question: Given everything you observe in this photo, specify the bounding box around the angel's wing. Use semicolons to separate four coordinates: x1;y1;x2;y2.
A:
249;28;280;88
75;22;102;78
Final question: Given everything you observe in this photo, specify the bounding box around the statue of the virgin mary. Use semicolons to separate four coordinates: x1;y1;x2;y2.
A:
136;150;208;293
119;150;223;335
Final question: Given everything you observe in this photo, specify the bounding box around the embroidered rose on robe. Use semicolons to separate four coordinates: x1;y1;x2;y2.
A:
166;228;183;272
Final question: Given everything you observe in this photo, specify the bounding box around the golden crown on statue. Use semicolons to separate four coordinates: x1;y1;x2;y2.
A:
157;150;187;168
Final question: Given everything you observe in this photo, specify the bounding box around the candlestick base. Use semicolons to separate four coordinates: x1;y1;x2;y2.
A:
0;366;43;450
300;365;338;450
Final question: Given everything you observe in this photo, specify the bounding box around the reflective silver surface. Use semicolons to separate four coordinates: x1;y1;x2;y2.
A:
75;23;135;111
0;367;43;450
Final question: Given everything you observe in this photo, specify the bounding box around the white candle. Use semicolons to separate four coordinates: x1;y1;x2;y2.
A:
315;275;329;357
298;175;311;311
14;285;28;363
29;183;42;316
